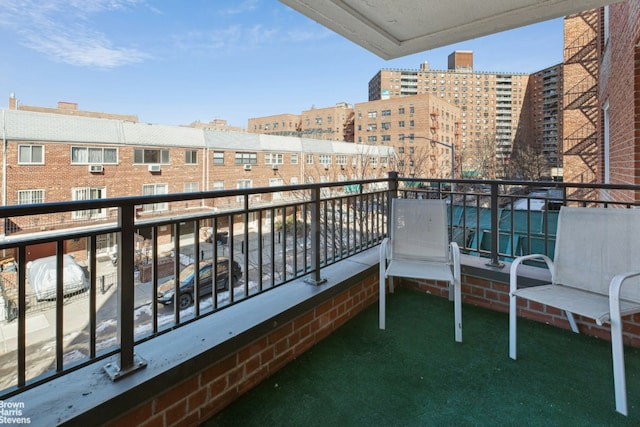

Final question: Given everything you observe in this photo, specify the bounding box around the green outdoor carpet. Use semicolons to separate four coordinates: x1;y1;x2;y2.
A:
205;288;640;426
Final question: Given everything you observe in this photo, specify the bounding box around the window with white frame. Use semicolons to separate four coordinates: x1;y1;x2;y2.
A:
213;151;225;165
290;176;298;185
336;155;347;165
184;182;198;192
319;155;331;165
142;183;168;212
306;154;313;164
18;145;44;164
185;150;197;165
72;187;106;220
370;157;378;168
265;153;284;165
269;178;283;200
236;179;252;203
71;146;117;164
17;189;44;205
212;180;224;191
134;149;169;164
291;153;298;164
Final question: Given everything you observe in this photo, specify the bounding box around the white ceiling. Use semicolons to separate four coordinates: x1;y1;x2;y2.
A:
279;0;619;60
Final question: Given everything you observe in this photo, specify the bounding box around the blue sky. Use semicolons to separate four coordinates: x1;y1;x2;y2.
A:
0;0;564;128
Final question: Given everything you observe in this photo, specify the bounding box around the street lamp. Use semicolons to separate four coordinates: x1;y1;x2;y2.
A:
410;136;455;189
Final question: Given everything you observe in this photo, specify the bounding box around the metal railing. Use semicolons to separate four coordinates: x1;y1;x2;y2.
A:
0;179;388;397
1;173;639;398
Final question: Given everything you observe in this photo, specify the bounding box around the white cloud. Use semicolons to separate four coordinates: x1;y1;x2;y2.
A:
0;0;151;68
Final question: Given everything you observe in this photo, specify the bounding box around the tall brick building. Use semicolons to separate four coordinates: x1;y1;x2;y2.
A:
562;11;600;184
367;51;531;176
353;94;461;179
597;0;640;201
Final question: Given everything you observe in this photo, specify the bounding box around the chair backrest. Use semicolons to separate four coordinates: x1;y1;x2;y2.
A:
390;198;449;263
554;206;640;303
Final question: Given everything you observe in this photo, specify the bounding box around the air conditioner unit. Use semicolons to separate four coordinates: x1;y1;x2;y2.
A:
272;164;279;171
89;164;103;173
148;164;161;172
243;164;252;171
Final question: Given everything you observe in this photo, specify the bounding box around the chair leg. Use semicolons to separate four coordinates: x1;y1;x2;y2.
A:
509;293;517;360
379;262;386;330
611;313;628;415
453;279;462;342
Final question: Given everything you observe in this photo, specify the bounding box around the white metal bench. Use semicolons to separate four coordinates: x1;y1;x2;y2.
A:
509;206;640;415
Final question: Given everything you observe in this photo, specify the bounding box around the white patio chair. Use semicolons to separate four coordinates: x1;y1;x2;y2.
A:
379;198;462;342
510;206;640;415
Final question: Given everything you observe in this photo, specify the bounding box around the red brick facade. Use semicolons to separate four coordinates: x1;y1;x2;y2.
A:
598;0;640;202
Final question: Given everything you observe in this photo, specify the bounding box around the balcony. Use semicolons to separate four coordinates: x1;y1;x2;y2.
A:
1;176;640;425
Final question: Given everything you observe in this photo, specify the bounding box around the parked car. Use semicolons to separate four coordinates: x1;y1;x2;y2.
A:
156;258;242;310
26;254;89;301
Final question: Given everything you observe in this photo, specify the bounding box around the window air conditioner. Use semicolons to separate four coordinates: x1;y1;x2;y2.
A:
89;164;103;173
148;164;161;172
272;164;279;171
244;164;252;171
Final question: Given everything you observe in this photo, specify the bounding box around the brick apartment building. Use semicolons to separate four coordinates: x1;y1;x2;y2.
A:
368;51;532;177
527;64;564;173
596;0;640;202
353;94;461;179
0;98;390;257
248;102;355;142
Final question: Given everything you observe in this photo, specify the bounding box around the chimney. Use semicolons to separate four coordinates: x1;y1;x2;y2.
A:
57;101;78;111
8;93;17;110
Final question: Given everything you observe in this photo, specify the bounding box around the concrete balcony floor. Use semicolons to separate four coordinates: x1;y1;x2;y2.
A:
206;288;640;426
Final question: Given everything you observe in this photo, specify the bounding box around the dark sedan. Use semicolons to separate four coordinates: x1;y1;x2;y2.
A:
157;258;241;310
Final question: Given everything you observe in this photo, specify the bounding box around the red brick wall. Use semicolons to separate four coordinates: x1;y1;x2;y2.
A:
108;275;379;427
599;0;640;198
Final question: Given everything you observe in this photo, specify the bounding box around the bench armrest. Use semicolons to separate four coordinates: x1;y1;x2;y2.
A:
608;271;640;326
379;237;390;264
449;241;461;283
509;254;553;294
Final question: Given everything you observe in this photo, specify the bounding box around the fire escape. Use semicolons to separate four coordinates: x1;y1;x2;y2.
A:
563;11;599;182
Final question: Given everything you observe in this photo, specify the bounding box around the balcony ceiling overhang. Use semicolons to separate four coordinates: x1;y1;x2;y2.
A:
279;0;618;60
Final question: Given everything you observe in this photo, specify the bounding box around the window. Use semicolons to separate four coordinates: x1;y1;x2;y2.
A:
72;187;106;220
235;152;257;165
381;122;391;130
381;135;391;142
212;180;224;191
336;155;347;165
367;111;377;118
291;153;298;164
319;155;331;165
409;107;414;114
185;150;197;164
306;154;314;164
367;136;377;143
18;145;44;164
269;178;283;200
398;121;405;128
398;107;405;114
265;153;284;165
184;182;198;192
17;189;44;205
142;183;168;212
381;109;391;117
71;146;117;164
236;179;252;202
213;151;224;165
134;149;169;164
367;124;377;131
